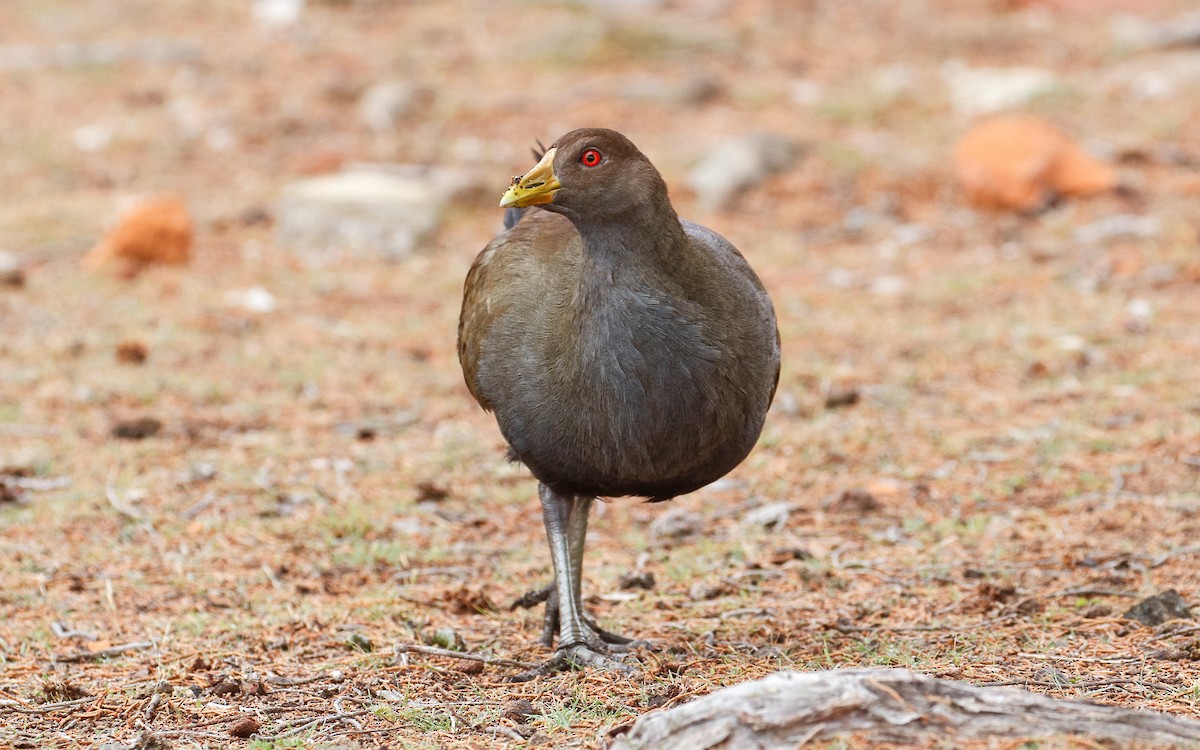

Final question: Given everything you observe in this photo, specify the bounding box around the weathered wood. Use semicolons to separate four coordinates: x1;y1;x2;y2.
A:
610;668;1200;749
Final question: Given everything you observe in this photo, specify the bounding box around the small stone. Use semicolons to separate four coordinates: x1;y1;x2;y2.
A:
224;286;276;314
277;167;465;259
1124;589;1193;627
689;581;729;601
1079;603;1113;619
344;633;373;652
115;340;149;365
252;0;304;29
618;571;656;591
824;385;860;409
954;116;1118;212
82;196;192;276
649;507;704;545
228;716;260;738
766;547;814;565
1073;214;1159;245
502;698;539;723
828;488;881;514
688;133;802;211
870;275;907;296
741;501;794;531
111;417;162;440
425;627;465;651
1112;10;1200;50
942;62;1060;115
0;251;24;288
1124;299;1153;333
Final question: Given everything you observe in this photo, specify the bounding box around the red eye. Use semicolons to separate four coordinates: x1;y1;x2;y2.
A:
580;148;602;167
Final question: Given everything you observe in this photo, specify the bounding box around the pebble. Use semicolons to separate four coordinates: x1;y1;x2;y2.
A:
0;251;23;287
224;286;277;314
649;507;704;545
1073;214;1159;245
740;501;795;531
942;61;1059;115
252;0;305;29
82;195;193;274
1111;10;1200;50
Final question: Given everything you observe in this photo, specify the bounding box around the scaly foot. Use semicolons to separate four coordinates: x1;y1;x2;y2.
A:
511;583;653;651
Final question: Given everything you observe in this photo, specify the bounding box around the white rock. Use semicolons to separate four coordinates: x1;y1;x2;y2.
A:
789;79;823;107
942;61;1059;114
688;133;802;211
1125;298;1152;322
649;507;704;544
72;123;113;153
1073;214;1159;245
224;286;277;314
252;0;305;29
870;275;907;297
277;167;460;259
741;501;794;531
1112;11;1200;49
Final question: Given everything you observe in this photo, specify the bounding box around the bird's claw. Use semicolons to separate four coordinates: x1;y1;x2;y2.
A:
512;583;652;651
509;644;637;682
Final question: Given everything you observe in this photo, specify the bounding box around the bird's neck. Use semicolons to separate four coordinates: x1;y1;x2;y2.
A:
573;202;687;281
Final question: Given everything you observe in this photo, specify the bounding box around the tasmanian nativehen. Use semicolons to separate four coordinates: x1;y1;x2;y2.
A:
458;128;780;673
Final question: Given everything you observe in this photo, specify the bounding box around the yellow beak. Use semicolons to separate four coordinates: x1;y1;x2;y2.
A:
499;147;561;208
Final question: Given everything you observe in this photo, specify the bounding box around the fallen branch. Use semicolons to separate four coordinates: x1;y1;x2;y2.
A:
0;696;94;714
610;668;1200;749
54;640;155;663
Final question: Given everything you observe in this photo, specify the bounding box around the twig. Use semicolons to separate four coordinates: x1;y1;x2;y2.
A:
393;642;535;670
51;621;98;640
832;614;1018;634
484;725;528;741
143;692;164;723
1150;545;1200;568
0;424;61;437
55;640;155;663
265;673;325;686
0;696;94;714
6;475;71;491
1039;588;1138;599
1016;652;1141;664
256;709;373;740
106;484;148;523
980;678;1161;690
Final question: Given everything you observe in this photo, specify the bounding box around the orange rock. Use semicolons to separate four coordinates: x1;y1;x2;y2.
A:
954;115;1118;212
82;195;193;276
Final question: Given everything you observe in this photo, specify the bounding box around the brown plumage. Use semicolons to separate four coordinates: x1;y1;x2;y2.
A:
458;128;779;673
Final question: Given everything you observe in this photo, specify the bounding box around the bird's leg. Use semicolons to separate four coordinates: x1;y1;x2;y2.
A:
540;485;587;648
523;484;634;676
565;497;639;647
512;493;646;650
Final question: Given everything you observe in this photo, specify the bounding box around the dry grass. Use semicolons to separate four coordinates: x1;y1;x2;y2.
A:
2;1;1199;748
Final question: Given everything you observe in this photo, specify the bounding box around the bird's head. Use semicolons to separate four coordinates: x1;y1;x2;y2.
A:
499;128;668;223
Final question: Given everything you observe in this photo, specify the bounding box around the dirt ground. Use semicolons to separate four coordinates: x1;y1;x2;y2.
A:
2;1;1199;748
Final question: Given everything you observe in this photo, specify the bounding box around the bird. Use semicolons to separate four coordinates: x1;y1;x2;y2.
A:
457;128;780;674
